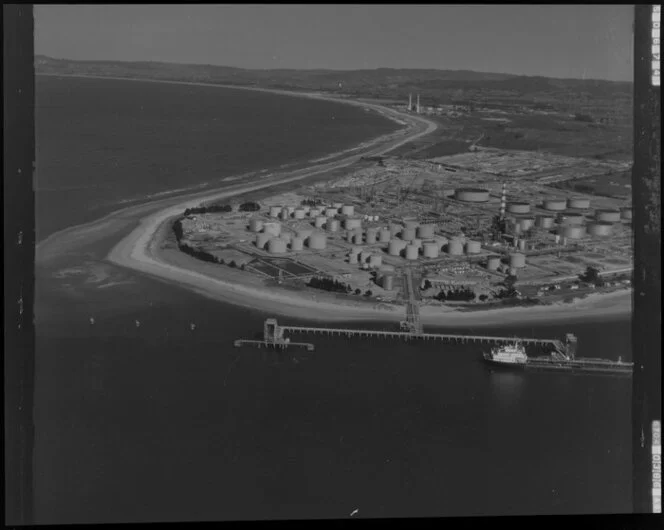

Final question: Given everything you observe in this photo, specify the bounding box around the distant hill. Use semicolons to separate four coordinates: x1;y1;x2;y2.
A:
35;55;632;101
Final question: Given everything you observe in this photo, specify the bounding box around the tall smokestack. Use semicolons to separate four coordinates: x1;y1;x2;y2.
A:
500;182;507;220
408;93;412;111
416;94;420;114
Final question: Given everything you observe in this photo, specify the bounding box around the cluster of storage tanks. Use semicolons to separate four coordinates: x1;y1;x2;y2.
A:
267;202;356;221
253;220;328;254
485;253;526;271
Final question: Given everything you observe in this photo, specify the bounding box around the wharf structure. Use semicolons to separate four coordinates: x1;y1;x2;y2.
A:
239;318;572;356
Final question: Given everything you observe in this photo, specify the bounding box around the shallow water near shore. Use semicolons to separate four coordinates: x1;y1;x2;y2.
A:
34;76;632;522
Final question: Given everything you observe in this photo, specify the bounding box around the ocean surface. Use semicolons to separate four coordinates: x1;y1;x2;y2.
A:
34;76;632;523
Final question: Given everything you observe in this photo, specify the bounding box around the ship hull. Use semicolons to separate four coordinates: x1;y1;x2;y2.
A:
483;354;632;375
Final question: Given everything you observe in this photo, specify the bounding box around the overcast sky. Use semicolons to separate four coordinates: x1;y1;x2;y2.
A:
35;5;633;81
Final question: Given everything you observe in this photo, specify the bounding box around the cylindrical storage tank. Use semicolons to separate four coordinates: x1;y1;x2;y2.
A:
382;274;394;290
417;224;435;239
369;255;383;268
447;240;464;255
404;220;419;230
465;240;482;254
314;216;327;228
388;239;407;256
365;229;378;244
455;188;490;202
411;238;423;249
558;213;585;226
327;219;340;232
405;244;419;260
341;205;355;216
280;208;290;220
325;207;338;218
507;202;531;214
560;225;586;239
290;237;304;251
401;228;416;241
352;232;364;245
596;209;622;223
294;208;306;219
389;223;402;236
268;238;287;254
422;242;440;258
302;205;311;214
348;252;358;264
309;208;322;217
509;253;526;268
269;206;282;217
568;197;591;210
620;207;632;220
263;222;281;237
308;232;327;250
587;221;613;237
536;215;555;229
486;256;501;270
346;231;354;243
379;228;391;242
543;198;568;211
256;233;271;249
333;202;343;210
518;239;527;251
279;232;292;244
518;217;535;231
344;217;362;230
249;218;263;232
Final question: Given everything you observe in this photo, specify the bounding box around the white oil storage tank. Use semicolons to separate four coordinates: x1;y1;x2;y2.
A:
269;206;282;217
365;229;378;244
294;208;306;219
325;207;338;218
389;223;402;236
536;215;555;229
268;238;287;254
412;238;423;248
368;255;383;268
507;202;531;214
314;216;327;228
417;224;435;239
587;221;613;237
382;274;394;290
352;232;364;245
401;228;416;241
256;233;271;249
388;239;407;256
379;228;391;242
280;208;290;220
405;244;419;260
404;220;419;230
422;242;439;258
595;209;622;223
308;232;327;249
341;205;355;216
249;218;263;232
543;198;568;211
486;256;501;270
447;240;464;255
568;197;591;210
455;188;490;202
518;217;535;231
333;202;343;210
509;253;526;268
279;232;292;244
344;217;362;231
290;237;304;251
465;240;481;254
327;219;340;232
348;252;358;264
309;208;322;217
560;225;586;239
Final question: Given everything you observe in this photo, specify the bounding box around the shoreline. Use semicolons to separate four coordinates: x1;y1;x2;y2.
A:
38;75;632;327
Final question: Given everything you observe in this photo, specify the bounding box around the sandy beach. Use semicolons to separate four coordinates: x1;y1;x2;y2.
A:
39;75;632;327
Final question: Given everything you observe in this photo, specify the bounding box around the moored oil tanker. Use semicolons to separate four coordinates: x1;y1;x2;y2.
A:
483;334;633;375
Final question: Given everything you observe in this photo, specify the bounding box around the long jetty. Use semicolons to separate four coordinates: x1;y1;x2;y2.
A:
275;322;565;350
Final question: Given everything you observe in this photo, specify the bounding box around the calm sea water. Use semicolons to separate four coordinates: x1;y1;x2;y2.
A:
34;76;632;523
